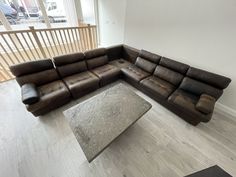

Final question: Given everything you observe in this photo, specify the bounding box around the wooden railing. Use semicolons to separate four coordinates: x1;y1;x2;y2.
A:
0;24;98;82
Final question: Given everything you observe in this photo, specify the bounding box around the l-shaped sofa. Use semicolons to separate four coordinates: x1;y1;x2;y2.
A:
9;44;231;125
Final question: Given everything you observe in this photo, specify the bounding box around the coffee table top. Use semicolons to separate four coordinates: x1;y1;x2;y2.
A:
63;83;152;162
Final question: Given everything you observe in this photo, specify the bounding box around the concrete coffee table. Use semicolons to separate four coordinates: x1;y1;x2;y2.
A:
63;83;152;162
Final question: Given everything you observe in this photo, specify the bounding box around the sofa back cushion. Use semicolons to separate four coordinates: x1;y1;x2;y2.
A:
53;53;87;78
10;59;60;86
16;69;59;86
122;45;140;63
187;67;231;89
179;77;223;99
86;55;109;70
53;52;84;66
154;65;184;86
135;49;161;73
135;57;157;73
159;57;189;74
107;45;123;61
85;48;109;69
10;59;53;77
139;49;161;63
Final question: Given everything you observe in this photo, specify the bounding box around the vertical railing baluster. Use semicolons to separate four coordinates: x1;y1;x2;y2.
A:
44;30;56;56
54;30;63;54
87;24;93;50
63;29;71;53
29;26;47;58
58;30;67;54
75;28;82;51
21;33;37;60
0;34;21;63
38;31;52;58
26;32;42;59
14;33;31;60
0;41;15;65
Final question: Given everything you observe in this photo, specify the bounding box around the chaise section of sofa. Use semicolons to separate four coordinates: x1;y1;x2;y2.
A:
53;52;100;99
9;59;71;116
168;67;231;124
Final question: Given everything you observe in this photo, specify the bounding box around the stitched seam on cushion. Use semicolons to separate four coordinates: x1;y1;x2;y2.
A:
95;66;113;73
128;67;143;76
69;76;91;84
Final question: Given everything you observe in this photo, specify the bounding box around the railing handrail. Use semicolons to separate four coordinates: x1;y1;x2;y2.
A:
0;25;96;35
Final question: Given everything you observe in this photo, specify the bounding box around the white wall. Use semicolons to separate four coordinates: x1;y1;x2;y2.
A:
124;0;236;111
98;0;127;46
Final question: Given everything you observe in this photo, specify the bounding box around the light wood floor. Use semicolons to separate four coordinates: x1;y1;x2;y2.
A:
0;80;236;177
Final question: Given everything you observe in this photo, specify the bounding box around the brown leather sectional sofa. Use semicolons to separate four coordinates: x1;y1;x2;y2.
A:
9;44;231;125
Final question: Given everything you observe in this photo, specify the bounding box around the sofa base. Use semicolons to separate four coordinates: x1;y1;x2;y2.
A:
29;97;71;117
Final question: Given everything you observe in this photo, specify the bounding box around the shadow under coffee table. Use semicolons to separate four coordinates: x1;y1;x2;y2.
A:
63;83;152;162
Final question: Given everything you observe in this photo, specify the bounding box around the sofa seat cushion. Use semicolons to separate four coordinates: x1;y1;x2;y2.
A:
91;64;120;86
63;71;99;98
121;65;150;82
140;76;176;99
26;80;71;114
168;89;212;122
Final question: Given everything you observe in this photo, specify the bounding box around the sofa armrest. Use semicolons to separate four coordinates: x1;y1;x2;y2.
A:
21;83;39;105
195;94;216;114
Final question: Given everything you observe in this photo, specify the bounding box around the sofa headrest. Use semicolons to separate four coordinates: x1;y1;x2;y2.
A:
16;69;59;86
53;52;84;66
135;57;157;73
179;77;223;99
86;55;109;70
106;44;123;60
154;65;184;86
122;45;140;63
187;67;231;89
10;59;53;77
84;48;106;59
160;57;189;74
139;49;161;63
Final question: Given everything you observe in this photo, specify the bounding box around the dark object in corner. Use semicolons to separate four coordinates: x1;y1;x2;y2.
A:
184;165;232;177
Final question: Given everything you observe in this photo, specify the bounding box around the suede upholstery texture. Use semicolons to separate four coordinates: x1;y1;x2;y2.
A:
10;45;231;125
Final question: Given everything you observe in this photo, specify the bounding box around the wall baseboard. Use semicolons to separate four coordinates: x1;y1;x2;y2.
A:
215;102;236;118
